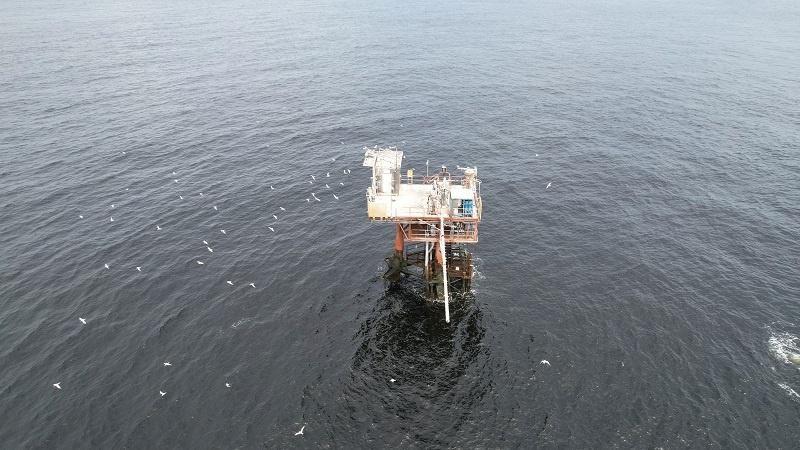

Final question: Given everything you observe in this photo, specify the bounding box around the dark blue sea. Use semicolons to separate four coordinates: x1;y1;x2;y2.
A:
1;0;799;447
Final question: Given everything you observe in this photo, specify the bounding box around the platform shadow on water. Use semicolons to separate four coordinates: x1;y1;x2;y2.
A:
333;281;492;446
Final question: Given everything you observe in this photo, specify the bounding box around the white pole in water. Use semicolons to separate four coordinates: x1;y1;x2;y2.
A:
424;240;429;274
439;215;450;323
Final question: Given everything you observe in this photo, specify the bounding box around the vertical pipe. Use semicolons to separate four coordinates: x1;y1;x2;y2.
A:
424;240;429;277
394;223;404;255
440;216;450;323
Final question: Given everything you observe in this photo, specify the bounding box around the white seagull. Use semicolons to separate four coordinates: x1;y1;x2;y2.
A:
207;246;213;253
339;182;344;186
225;382;231;388
213;205;218;211
546;182;552;189
308;180;313;184
279;207;285;211
226;280;234;286
163;362;172;366
311;193;320;202
196;260;204;265
333;194;339;200
111;204;115;208
325;184;329;189
156;225;161;230
174;179;178;183
79;215;83;219
179;195;184;200
220;229;226;234
311;175;316;180
270;185;274;190
540;360;551;366
306;198;310;202
53;382;61;390
249;283;255;288
109;216;114;222
199;192;204;197
294;426;305;436
272;214;278;220
203;240;208;245
79;317;87;325
160;391;166;397
390;378;396;383
268;227;275;232
104;263;109;269
172;171;177;175
326;172;330;177
136;266;142;272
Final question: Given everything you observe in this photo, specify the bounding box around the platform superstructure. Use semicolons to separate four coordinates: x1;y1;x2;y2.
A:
363;146;482;322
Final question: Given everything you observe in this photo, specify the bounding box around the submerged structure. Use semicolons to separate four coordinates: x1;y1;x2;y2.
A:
363;146;482;322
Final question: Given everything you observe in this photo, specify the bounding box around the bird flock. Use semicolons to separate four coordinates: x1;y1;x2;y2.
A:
59;154;360;438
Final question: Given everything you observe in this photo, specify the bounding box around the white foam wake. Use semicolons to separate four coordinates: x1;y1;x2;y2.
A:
768;331;800;368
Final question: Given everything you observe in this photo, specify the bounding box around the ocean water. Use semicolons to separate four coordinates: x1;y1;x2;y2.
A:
1;0;799;447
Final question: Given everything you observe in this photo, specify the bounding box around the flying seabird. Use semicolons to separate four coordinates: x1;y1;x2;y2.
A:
213;206;218;211
546;182;551;189
203;240;208;245
279;207;285;211
179;195;184;200
311;175;316;180
156;225;161;230
308;180;313;184
79;317;86;325
111;204;115;208
270;185;274;190
160;391;166;397
104;264;109;269
79;215;83;219
110;216;114;222
311;193;320;202
390;378;396;383
333;194;339;200
199;192;204;196
249;283;255;288
306;198;310;202
326;172;330;177
294;426;305;436
540;360;551;366
163;362;172;366
174;179;178;183
53;382;61;390
268;227;275;232
226;280;234;286
339;182;344;186
221;229;227;234
347;169;351;174
225;382;231;388
196;260;204;265
272;214;277;220
136;266;142;272
207;246;213;253
325;184;329;189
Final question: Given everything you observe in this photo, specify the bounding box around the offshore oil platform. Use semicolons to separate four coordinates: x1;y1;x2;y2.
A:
363;146;482;323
